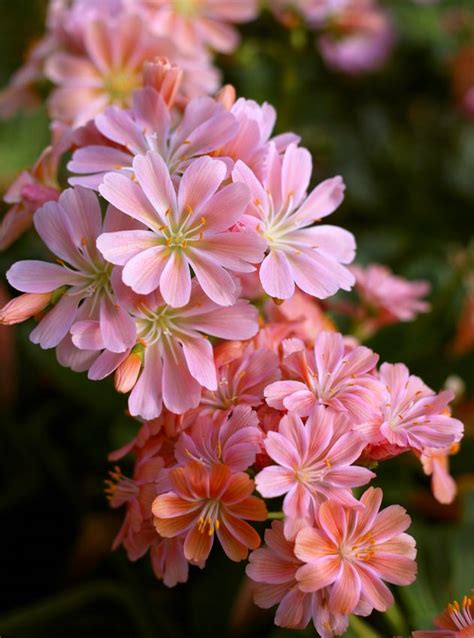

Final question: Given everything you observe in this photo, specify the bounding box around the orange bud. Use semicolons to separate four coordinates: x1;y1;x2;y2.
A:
114;351;142;393
0;292;52;325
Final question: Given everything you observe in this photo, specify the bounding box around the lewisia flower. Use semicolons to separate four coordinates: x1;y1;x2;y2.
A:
69;87;238;188
175;405;263;471
413;592;474;637
246;521;349;637
139;0;259;55
351;263;430;327
71;278;259;419
255;408;375;536
233;143;356;300
4;187;136;353
317;0;395;75
377;363;464;452
199;342;281;416
98;152;265;306
152;460;267;562
45;13;168;127
265;331;380;424
294;487;417;614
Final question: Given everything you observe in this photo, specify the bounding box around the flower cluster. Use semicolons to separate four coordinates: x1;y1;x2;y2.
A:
0;2;467;637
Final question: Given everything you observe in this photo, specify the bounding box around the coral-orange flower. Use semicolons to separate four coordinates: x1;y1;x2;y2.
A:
152;461;267;562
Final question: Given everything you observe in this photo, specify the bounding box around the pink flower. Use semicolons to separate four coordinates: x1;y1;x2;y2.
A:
69;89;238;189
140;0;259;55
246;521;349;636
45;13;166;126
199;342;281;415
5;187;136;352
71;278;259;419
152;461;267;562
294;487;417;614
377;363;464;452
97;152;265;306
255;409;374;535
317;0;395;75
233;143;355;300
420;444;459;505
265;331;380;424
352;263;430;327
175;405;263;471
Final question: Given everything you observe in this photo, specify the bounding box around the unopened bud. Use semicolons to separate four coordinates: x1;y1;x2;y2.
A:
114;347;144;393
215;84;236;110
0;292;52;325
143;57;183;107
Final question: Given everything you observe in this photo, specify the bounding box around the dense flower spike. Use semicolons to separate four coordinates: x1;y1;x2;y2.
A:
0;2;467;633
294;487;417;614
152;461;267;562
97;152;265;306
233;143;356;300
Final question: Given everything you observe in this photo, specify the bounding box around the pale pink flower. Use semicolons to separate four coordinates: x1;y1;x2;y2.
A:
294;487;417;614
246;521;349;636
352;263;431;327
317;0;395;75
175;405;263;471
256;409;375;536
420;444;459;505
138;0;259;55
97;152;265;306
71;278;259;419
199;342;281;416
376;363;464;452
44;13;166;126
5;187;136;352
265;331;380;424
152;461;267;562
233;143;356;300
69;89;237;188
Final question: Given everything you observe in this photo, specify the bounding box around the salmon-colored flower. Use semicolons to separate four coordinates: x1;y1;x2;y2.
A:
413;591;474;637
294;487;417;615
152;461;267;562
246;521;350;637
175;405;263;471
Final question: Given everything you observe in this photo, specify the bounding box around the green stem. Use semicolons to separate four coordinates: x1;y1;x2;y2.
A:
267;511;284;520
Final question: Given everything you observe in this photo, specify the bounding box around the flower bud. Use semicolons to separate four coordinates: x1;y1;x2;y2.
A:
114;346;144;393
0;292;52;325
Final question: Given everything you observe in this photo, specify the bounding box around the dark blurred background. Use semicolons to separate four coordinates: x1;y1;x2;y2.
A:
0;1;473;636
